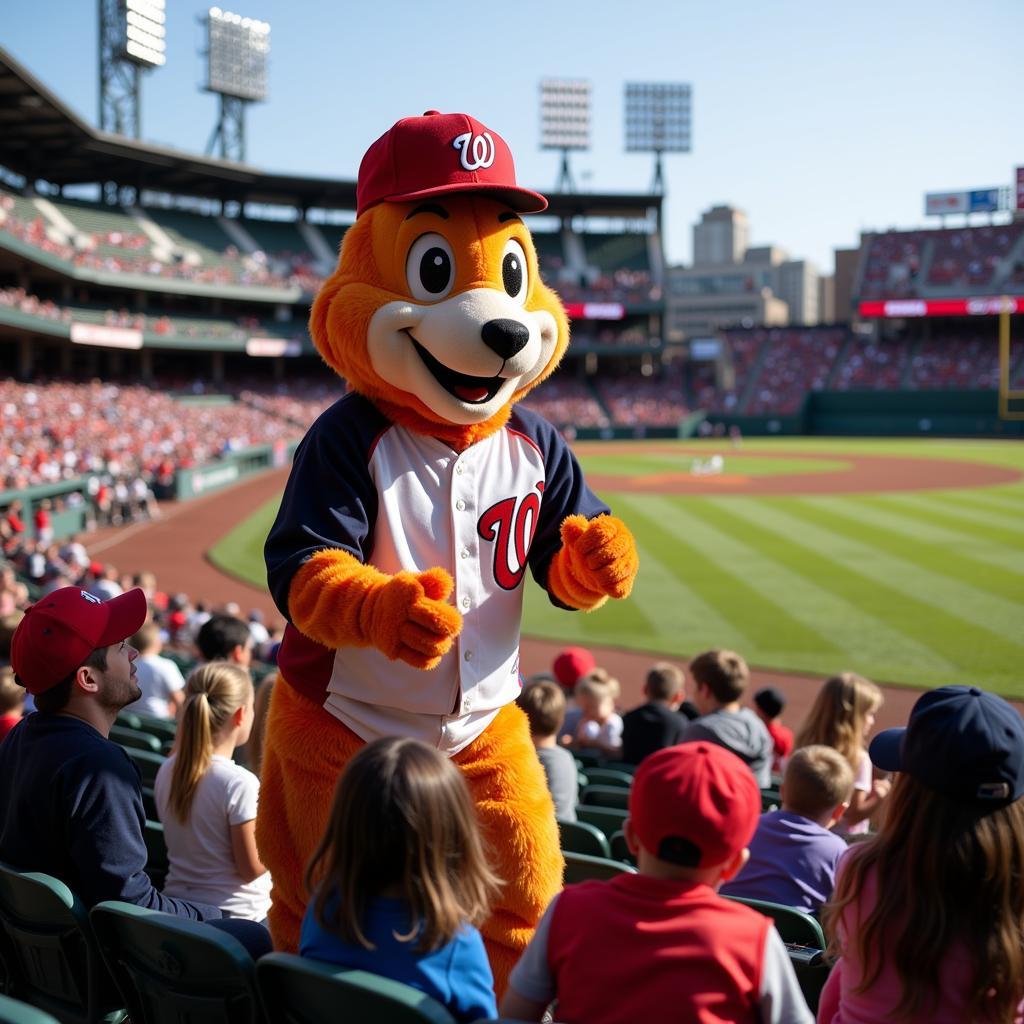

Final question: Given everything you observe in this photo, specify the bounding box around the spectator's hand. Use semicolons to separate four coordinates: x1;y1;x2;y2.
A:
871;778;892;801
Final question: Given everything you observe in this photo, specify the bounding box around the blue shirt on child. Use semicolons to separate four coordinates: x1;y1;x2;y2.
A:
300;893;497;1023
719;809;848;915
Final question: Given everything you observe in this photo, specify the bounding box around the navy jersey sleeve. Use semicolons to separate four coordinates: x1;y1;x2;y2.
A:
265;393;388;620
509;408;610;602
64;746;220;920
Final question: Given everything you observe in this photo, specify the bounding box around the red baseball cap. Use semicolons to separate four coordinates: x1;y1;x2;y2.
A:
629;742;761;869
356;110;547;217
552;646;597;691
11;587;148;695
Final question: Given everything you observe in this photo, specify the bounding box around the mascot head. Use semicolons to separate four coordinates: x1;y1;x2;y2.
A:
310;111;570;448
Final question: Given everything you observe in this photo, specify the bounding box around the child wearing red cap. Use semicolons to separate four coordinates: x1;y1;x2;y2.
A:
501;742;812;1023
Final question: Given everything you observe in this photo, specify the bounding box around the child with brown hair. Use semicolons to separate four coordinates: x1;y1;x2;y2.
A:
517;680;579;821
821;686;1024;1022
301;736;502;1022
154;661;270;921
794;672;889;835
720;745;853;915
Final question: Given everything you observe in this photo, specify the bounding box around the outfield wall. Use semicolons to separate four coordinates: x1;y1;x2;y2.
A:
707;390;1024;438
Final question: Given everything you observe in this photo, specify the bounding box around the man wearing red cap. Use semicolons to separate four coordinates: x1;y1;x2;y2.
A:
0;587;222;920
502;743;812;1023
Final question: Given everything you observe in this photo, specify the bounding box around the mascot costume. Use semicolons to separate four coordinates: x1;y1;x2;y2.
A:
258;110;640;990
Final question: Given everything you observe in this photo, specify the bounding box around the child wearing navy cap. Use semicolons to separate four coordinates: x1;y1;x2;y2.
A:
501;742;812;1023
820;685;1024;1023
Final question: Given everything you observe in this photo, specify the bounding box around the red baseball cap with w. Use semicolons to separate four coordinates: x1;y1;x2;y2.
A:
11;587;148;695
356;110;548;217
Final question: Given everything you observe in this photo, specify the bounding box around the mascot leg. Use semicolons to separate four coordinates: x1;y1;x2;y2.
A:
455;703;564;998
256;677;363;951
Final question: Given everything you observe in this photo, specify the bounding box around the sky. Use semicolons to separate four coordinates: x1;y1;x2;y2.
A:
3;0;1022;272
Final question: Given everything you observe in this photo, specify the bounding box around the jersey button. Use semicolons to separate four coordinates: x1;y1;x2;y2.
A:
455;499;466;511
463;697;473;710
460;596;471;610
464;650;474;661
460;548;470;559
455;463;464;475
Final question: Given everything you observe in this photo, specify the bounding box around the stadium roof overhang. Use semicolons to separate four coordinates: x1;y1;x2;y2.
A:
0;46;660;219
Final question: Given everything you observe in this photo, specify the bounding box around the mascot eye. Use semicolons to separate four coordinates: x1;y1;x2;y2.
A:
501;239;529;305
406;233;455;301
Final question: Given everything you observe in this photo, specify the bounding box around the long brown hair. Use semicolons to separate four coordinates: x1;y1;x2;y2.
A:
304;737;501;952
824;773;1024;1021
794;672;881;770
169;661;252;823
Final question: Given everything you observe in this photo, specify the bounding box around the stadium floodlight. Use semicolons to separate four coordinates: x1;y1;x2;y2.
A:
203;7;271;162
540;79;591;192
206;7;271;102
624;82;691;193
98;0;166;138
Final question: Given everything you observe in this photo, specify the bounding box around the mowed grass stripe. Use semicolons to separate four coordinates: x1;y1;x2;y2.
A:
860;493;1024;552
835;495;1024;577
707;499;1024;679
914;492;1024;538
785;498;1024;605
613;496;839;656
650;497;949;673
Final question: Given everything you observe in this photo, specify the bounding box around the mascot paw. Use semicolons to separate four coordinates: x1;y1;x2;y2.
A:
549;514;639;609
367;567;463;669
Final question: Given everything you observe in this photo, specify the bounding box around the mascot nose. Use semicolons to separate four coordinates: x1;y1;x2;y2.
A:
481;319;530;360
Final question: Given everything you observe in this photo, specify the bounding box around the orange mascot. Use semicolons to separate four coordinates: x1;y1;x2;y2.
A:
258;110;639;992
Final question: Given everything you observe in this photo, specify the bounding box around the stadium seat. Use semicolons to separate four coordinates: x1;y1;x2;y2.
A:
124;749;166;788
116;712;143;731
760;788;781;813
785;943;831;1014
0;994;60;1024
579;785;630;810
581;768;633;789
110;725;162;755
575;805;629;840
563;852;637;885
132;714;177;745
722;895;825;948
0;864;125;1024
143;822;169;891
90;902;263;1024
558;820;610;859
608;830;636;866
572;748;605;769
256;952;456;1024
140;787;159;823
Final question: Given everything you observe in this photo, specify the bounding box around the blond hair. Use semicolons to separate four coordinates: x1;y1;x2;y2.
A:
794;672;882;771
783;745;854;820
305;737;501;953
169;661;252;823
576;668;620;703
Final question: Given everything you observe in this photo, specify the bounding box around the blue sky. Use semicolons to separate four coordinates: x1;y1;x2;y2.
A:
3;1;1021;271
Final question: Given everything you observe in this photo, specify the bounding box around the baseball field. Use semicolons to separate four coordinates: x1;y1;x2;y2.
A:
207;437;1024;698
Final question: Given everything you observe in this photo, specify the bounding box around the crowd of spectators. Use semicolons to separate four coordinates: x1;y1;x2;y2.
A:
927;223;1024;290
740;327;845;416
858;230;928;300
0;378;305;493
555;268;660;306
832;336;912;391
906;332;1003;390
597;374;689;427
521;377;610;430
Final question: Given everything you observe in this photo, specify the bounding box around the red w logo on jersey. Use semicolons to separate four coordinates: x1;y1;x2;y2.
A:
477;483;543;591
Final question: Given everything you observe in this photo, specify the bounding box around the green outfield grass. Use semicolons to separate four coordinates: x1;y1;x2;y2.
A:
208;438;1024;697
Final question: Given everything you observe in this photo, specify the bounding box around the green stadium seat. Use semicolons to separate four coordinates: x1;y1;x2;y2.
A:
563;852;637;885
143;822;169;891
0;994;61;1024
761;788;782;813
90;902;263;1024
558;819;610;859
582;768;633;789
575;805;629;840
579;785;630;810
257;952;456;1024
722;895;825;948
116;711;143;731
124;748;166;788
785;943;831;1014
0;864;125;1024
608;830;636;866
132;714;177;744
110;725;162;754
572;748;605;769
140;787;159;823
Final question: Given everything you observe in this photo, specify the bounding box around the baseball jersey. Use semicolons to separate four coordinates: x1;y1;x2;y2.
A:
265;392;609;755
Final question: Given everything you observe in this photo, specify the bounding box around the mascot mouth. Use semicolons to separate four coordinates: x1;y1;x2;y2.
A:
405;330;505;404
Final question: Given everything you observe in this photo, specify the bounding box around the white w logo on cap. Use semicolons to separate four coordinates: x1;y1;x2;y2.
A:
452;132;495;171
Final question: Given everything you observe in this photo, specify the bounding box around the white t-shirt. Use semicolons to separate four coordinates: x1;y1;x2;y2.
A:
128;654;186;719
577;712;624;751
154;754;271;921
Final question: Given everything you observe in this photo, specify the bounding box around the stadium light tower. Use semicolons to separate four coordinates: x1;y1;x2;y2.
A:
202;7;270;163
540;79;591;193
624;82;691;194
98;0;167;139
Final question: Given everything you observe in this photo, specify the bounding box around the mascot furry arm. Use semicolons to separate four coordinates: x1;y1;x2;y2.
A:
258;111;638;991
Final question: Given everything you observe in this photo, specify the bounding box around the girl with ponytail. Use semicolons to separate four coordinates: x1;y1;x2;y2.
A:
154;661;270;921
